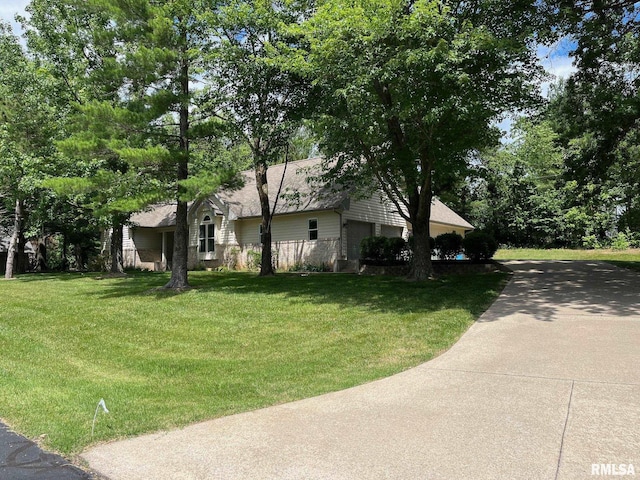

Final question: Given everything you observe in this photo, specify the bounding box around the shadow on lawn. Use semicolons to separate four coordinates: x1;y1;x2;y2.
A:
15;261;640;321
85;271;509;316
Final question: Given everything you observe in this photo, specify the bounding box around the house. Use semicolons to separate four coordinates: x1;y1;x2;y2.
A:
121;157;474;271
0;237;36;274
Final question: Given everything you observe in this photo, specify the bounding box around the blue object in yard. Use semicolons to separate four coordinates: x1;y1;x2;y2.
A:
455;254;465;260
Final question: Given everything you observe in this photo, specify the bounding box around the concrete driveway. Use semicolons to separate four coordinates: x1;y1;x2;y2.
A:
82;261;640;479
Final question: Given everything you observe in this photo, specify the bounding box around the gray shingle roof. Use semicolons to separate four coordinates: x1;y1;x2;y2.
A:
217;157;346;218
430;199;474;230
0;237;36;254
130;157;474;230
130;203;177;228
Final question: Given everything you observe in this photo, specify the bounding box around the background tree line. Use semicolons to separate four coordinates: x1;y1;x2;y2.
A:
452;1;640;249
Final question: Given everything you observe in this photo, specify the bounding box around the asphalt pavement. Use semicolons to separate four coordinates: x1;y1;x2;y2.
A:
0;422;93;479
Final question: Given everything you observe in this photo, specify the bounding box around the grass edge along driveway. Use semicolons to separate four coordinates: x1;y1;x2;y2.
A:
0;270;508;455
495;247;640;272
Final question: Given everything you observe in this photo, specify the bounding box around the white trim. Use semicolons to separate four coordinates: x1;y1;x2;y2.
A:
308;218;318;241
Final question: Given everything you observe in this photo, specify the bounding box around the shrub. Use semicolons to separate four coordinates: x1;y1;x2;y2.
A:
246;249;262;271
581;234;601;250
611;231;630;250
88;253;109;272
360;236;408;265
384;237;408;261
434;232;463;260
287;263;331;272
462;231;498;262
360;236;387;262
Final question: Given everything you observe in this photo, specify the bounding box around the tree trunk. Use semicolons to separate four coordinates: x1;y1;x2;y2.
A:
74;244;84;271
36;238;47;272
255;159;275;276
164;37;190;289
408;168;435;281
16;231;27;274
61;234;69;271
409;216;433;280
4;198;24;279
165;199;189;288
110;218;124;274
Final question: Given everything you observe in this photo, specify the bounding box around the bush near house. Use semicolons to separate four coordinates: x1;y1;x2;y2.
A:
462;231;498;262
360;236;410;265
407;235;435;254
434;232;463;260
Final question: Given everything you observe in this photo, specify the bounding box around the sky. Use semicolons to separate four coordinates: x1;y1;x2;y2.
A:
0;0;29;36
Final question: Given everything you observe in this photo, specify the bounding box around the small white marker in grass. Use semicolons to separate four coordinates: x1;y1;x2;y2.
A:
91;398;109;438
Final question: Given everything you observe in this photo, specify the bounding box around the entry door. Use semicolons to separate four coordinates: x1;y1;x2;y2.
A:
161;231;174;271
346;221;374;260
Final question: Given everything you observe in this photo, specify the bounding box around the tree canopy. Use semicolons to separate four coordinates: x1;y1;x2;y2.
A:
3;0;640;277
304;0;546;278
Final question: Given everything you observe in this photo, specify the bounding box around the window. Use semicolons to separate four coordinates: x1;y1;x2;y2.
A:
308;218;318;240
199;215;215;253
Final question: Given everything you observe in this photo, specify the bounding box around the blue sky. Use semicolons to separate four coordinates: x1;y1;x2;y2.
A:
0;0;29;35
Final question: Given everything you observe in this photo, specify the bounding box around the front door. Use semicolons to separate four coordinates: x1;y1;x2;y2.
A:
161;231;174;271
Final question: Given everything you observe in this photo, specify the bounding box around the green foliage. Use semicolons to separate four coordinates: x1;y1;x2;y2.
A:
469;119;569;248
462;231;498;262
581;235;601;250
205;0;313;276
305;0;545;279
434;233;463;260
246;249;262;271
611;231;631;251
360;236;409;265
0;22;85;275
360;236;387;263
540;2;640;248
287;262;331;273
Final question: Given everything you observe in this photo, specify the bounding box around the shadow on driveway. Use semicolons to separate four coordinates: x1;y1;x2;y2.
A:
480;260;640;322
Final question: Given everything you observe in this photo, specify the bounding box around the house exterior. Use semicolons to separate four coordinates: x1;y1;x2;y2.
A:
121;157;474;271
0;237;37;274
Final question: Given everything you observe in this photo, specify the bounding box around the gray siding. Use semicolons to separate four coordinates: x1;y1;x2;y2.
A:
343;195;405;227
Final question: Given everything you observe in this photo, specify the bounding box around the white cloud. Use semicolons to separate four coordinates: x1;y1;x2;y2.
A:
537;42;578;98
0;0;30;36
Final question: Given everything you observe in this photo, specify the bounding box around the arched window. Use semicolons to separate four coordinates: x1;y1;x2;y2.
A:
199;215;215;253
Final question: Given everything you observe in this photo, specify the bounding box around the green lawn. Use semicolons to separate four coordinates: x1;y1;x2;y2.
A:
0;270;507;455
495;248;640;272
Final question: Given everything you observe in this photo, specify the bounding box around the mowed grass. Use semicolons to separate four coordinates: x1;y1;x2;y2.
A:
495;248;640;272
0;270;507;455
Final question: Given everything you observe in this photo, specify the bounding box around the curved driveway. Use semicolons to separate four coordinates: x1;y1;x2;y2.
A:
83;261;640;479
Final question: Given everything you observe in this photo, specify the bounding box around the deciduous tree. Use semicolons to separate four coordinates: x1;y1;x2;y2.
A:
0;23;61;278
305;0;546;279
206;0;313;276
